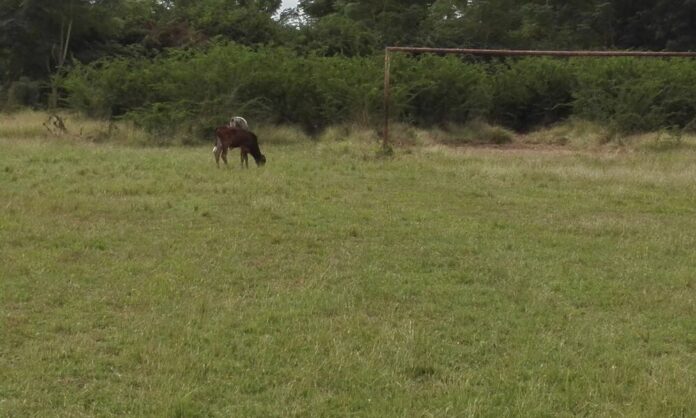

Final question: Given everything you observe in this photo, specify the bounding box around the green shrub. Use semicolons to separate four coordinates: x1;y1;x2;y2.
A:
61;43;384;141
5;77;42;109
59;44;696;142
490;58;575;130
573;58;696;133
392;54;492;125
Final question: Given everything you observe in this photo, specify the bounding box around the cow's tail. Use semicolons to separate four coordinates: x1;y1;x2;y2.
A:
212;129;222;154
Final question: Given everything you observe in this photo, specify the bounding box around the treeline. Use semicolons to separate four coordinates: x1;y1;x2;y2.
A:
3;0;696;135
61;43;696;138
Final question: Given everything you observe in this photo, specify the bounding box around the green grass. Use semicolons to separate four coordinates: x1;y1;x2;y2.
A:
1;129;695;416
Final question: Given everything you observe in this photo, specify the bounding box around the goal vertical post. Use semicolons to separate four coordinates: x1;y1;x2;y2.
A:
383;48;392;151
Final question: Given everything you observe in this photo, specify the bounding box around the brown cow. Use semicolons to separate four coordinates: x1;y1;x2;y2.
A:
213;126;266;168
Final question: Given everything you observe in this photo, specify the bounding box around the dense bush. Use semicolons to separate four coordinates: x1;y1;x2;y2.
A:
392;54;492;125
60;42;696;142
490;58;576;130
573;58;696;132
61;44;385;136
4;77;42;109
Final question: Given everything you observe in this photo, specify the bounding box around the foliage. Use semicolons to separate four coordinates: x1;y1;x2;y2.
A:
6;0;696;135
573;58;696;132
4;77;41;110
490;58;576;130
392;55;492;126
6;0;696;90
296;14;378;57
59;43;696;140
60;43;385;138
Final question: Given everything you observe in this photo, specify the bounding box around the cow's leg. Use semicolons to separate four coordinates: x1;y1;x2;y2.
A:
213;137;223;168
214;147;222;168
241;149;249;169
221;147;229;167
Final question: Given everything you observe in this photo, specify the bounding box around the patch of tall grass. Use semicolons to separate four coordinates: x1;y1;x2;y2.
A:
254;125;311;146
0;110;152;146
524;119;614;148
6;110;696;155
525;119;696;151
0;110;55;139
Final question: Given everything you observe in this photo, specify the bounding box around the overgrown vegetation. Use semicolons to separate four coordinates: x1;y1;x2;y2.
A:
61;45;385;135
4;1;696;141
57;44;696;141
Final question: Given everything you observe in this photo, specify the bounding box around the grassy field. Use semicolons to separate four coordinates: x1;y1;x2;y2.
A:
1;114;695;416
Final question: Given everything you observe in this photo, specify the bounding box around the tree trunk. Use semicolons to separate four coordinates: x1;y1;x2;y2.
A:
49;18;72;109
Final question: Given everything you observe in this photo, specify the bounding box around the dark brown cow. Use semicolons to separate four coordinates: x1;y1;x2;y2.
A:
213;126;266;168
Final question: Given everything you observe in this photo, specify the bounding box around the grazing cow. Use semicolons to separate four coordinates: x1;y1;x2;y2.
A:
213;116;249;156
213;126;266;168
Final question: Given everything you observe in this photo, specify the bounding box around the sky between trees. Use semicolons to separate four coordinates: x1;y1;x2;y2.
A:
282;0;299;9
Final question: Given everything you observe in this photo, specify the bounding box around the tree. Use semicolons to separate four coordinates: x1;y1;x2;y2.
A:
166;0;285;45
419;0;473;47
298;14;377;56
0;0;129;93
299;0;435;51
613;0;696;50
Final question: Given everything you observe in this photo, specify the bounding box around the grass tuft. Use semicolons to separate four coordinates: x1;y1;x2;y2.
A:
412;121;515;146
255;124;311;146
523;119;614;148
0;109;55;139
318;123;381;144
